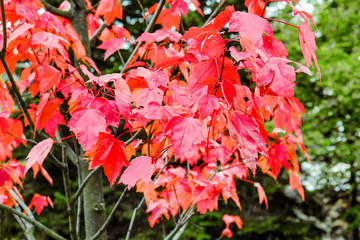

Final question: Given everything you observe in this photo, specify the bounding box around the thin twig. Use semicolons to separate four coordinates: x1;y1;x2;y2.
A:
9;190;36;240
90;21;107;43
90;188;128;240
0;0;6;54
122;0;166;72
9;190;35;219
203;0;229;26
0;204;67;240
71;166;101;204
40;0;71;19
125;197;145;240
61;146;77;240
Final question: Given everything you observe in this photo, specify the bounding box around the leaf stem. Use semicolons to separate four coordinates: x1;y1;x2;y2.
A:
264;17;298;29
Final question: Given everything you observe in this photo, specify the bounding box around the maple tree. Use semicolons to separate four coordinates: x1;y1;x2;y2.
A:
0;0;320;239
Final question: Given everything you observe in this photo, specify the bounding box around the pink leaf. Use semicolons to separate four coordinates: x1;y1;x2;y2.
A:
254;182;268;209
298;21;321;79
68;108;107;151
98;38;125;60
229;11;272;44
119;156;155;190
228;112;268;174
25;139;53;174
165;116;203;158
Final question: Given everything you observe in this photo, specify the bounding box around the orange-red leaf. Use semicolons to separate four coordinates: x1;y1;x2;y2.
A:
87;133;129;186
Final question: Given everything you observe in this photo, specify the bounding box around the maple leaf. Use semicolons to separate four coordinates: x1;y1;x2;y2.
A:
273;98;304;133
25;138;53;174
156;8;181;30
259;58;296;97
35;65;62;94
289;170;305;201
203;5;234;30
165;116;203;158
298;21;321;79
87;133;129;186
136;28;182;43
68;108;107;151
34;93;64;134
98;38;125;60
28;193;53;215
254;182;268;209
119;156;155;190
229;11;272;45
96;0;123;25
245;0;267;16
198;95;219;119
228;112;268;173
221;214;243;237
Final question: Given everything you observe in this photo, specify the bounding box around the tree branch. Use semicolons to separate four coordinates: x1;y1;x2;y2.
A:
0;0;6;55
90;21;107;43
122;0;166;72
0;204;67;240
125;197;145;240
40;0;72;19
71;166;101;204
90;187;128;240
203;0;229;26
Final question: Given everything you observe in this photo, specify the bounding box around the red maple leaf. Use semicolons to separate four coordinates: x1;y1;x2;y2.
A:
97;38;125;60
28;193;53;215
96;0;123;25
87;133;129;186
228;11;272;45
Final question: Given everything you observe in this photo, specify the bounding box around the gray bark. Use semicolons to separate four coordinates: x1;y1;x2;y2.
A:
70;1;107;239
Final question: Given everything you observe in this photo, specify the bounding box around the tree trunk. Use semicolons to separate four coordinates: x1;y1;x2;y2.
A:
71;2;107;239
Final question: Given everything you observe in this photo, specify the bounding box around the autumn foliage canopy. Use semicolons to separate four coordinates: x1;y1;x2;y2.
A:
0;0;319;238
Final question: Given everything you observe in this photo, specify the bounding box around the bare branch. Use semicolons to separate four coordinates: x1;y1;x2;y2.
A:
9;190;35;219
125;197;145;240
0;204;67;240
90;21;107;43
0;0;6;55
40;0;72;19
203;0;229;26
